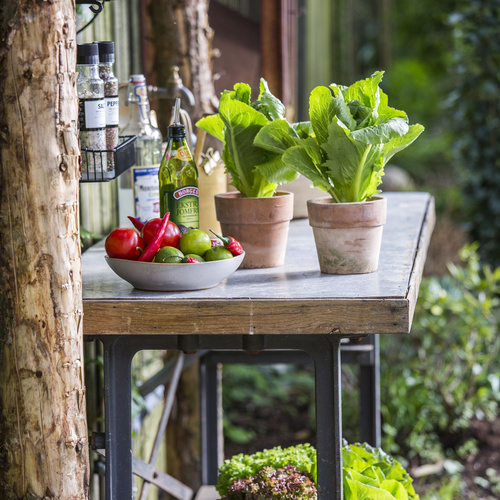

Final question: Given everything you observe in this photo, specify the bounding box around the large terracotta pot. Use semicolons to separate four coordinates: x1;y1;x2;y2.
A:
214;191;294;269
307;196;387;274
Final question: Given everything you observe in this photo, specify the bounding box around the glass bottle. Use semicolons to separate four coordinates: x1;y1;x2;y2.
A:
159;98;199;228
97;41;119;179
77;43;106;181
118;74;163;226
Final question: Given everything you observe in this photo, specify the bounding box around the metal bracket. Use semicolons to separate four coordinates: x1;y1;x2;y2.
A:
76;0;111;15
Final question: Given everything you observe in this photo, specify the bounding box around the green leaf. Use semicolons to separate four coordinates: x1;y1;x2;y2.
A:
195;79;296;197
217;92;269;197
282;144;335;197
309;86;356;144
254;119;300;154
195;113;225;142
351;117;410;145
322;120;385;202
252;78;286;121
381;123;425;165
230;83;252;105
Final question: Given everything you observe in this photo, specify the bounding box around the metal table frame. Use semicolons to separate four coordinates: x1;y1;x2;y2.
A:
82;192;435;500
198;335;381;485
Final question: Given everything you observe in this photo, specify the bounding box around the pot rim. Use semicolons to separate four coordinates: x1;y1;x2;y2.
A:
306;195;386;206
214;190;293;200
307;195;387;228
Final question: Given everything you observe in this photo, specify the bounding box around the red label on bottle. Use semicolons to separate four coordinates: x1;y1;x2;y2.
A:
173;186;199;200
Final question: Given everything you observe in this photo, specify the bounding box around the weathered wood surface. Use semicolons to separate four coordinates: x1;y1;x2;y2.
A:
82;192;435;337
0;0;90;497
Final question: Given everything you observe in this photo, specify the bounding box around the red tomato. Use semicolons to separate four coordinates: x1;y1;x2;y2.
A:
105;228;144;260
141;218;181;249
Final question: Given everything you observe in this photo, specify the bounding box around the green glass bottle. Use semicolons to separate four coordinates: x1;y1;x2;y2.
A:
159;101;199;228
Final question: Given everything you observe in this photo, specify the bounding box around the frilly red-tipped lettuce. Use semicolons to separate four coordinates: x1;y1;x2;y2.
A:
255;71;424;203
215;442;419;500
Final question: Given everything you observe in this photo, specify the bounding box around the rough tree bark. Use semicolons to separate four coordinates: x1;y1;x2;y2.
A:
146;0;219;133
0;0;90;498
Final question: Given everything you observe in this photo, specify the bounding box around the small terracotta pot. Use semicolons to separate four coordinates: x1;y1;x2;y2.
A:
307;196;387;274
214;191;294;269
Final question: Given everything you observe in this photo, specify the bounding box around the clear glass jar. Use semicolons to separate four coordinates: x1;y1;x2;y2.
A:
77;43;106;181
98;41;119;178
118;74;163;225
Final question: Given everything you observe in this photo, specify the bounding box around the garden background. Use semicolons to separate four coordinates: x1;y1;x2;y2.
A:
78;1;500;499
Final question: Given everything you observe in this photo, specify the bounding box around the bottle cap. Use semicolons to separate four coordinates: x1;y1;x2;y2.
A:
129;74;146;84
97;41;115;63
77;43;99;65
168;123;186;138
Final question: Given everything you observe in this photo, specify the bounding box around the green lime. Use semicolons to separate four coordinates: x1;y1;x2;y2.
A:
163;255;183;263
185;253;205;262
179;229;211;257
204;246;233;261
154;246;184;263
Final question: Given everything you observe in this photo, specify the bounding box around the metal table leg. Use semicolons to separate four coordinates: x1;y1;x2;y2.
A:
359;335;381;447
100;334;344;500
103;336;135;499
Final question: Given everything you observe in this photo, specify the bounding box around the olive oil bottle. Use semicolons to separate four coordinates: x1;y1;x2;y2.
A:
159;98;199;228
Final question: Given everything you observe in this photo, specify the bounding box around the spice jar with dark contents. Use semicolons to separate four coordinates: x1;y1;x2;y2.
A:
98;41;119;178
77;43;106;181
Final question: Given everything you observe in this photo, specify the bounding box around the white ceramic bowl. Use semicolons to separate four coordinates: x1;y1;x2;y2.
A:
104;252;245;291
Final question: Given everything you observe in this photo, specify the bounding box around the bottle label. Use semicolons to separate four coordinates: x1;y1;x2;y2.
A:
161;185;199;228
132;165;161;222
165;146;192;162
79;98;106;130
105;96;119;126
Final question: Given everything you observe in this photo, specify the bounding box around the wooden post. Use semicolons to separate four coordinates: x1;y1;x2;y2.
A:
0;0;90;497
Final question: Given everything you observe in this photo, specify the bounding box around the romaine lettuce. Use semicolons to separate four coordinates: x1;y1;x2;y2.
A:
255;71;424;203
195;79;300;197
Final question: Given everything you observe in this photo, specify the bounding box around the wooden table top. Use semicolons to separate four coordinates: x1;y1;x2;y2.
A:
82;192;435;337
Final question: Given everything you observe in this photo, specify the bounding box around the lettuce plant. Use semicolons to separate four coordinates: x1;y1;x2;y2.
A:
195;79;304;197
216;442;419;500
255;71;424;203
220;465;317;499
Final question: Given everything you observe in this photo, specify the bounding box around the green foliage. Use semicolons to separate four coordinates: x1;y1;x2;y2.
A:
343;442;419;500
195;79;299;197
381;243;500;464
217;442;419;500
216;443;317;497
222;364;315;446
220;464;317;499
449;0;500;266
255;71;424;203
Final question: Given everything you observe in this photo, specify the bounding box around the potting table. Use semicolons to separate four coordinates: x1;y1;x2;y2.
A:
82;191;435;500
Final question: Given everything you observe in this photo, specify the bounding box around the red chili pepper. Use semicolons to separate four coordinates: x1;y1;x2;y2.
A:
128;216;145;232
138;212;170;262
183;256;201;263
209;229;244;256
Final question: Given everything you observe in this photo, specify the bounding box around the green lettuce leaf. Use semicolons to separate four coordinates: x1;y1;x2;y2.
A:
256;71;425;202
195;79;299;197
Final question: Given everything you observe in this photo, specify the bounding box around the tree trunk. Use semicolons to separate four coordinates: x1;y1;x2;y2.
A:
146;0;219;133
0;0;89;498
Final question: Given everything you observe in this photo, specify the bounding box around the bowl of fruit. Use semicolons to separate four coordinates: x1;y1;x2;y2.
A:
104;214;245;291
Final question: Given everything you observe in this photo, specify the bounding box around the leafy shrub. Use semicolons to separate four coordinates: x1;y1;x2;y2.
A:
216;443;316;497
381;243;500;462
217;442;419;500
220;464;316;499
449;1;500;266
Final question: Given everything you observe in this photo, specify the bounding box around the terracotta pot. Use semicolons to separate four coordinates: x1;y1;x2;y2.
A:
307;196;387;274
214;191;294;269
